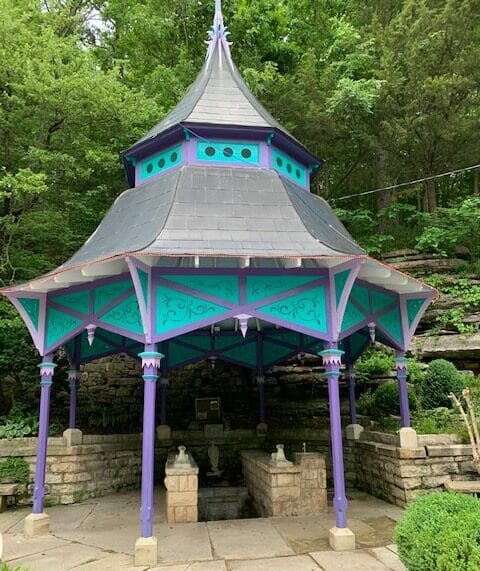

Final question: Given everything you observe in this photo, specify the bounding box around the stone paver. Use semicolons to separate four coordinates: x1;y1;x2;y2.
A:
207;518;294;560
310;550;391;571
56;523;139;555
3;533;68;562
270;516;330;553
370;547;406;571
74;553;147;570
227;554;321;570
152;561;227;571
156;522;213;564
7;543;109;571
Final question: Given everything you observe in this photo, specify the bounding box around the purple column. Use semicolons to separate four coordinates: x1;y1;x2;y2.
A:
68;369;80;429
320;347;348;529
139;345;163;538
159;377;168;426
345;367;357;425
257;376;266;423
32;357;56;514
396;352;410;428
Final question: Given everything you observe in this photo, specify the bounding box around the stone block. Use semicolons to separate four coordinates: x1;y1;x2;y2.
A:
398;427;418;449
422;475;451;488
135;536;157;567
24;513;50;537
398;464;432;478
329;526;355;551
167;491;197;507
204;424;224;438
63;429;83;447
276;474;296;487
426;444;472;457
156;425;171;440
346;424;364;441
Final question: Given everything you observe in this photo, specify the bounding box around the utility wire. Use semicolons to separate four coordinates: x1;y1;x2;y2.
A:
330;162;480;203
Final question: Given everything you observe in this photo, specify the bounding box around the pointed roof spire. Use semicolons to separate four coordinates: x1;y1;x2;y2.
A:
206;0;232;61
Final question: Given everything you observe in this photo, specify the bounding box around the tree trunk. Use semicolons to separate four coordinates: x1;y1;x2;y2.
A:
474;169;479;196
423;177;437;213
376;150;392;232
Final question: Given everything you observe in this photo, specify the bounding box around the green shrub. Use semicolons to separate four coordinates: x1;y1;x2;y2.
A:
0;403;39;440
0;457;29;483
355;348;395;380
371;381;417;418
421;359;464;409
395;493;480;570
413;407;463;435
357;389;376;417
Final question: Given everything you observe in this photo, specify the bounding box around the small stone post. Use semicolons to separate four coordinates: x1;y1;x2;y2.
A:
396;352;410;428
135;345;163;567
24;357;56;537
319;347;355;551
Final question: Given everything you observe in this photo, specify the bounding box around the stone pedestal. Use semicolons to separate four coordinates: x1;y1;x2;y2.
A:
329;526;355;551
24;513;50;537
63;428;83;447
398;427;418;449
156;425;171;440
164;448;199;524
134;536;157;567
345;424;364;441
256;422;268;436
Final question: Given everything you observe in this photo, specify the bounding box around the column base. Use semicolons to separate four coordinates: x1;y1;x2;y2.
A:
63;428;83;446
398;427;417;448
329;526;355;551
24;513;50;537
156;425;171;440
135;536;157;567
256;422;268;436
345;424;363;441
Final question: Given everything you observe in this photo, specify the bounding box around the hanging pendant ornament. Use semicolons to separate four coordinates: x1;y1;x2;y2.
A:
210;356;217;370
235;314;252;338
298;352;306;366
368;322;376;344
86;324;96;346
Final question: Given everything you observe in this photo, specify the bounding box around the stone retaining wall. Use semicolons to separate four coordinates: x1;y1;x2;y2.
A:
352;429;478;507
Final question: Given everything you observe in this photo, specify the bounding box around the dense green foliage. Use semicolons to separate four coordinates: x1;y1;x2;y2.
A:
421;359;465;409
0;457;29;483
357;380;416;421
395;493;480;571
0;564;30;571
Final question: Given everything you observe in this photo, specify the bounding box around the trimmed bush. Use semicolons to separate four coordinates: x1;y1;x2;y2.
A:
395;493;480;571
371;381;416;418
422;359;464;409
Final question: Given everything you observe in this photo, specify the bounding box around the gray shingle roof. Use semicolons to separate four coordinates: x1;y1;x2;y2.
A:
59;165;364;272
129;41;296;150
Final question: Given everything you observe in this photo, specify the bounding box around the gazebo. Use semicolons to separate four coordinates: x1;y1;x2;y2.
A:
2;0;436;565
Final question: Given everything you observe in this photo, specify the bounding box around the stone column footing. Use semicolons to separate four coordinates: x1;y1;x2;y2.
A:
24;513;50;537
256;422;268;436
156;425;171;440
345;424;363;441
398;427;418;448
134;536;157;567
329;526;355;551
63;428;83;447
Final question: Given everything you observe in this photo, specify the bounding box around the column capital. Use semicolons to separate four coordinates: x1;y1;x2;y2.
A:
345;369;356;381
138;351;164;369
37;362;56;378
160;377;169;387
319;349;344;367
68;369;80;385
395;356;408;376
256;375;265;385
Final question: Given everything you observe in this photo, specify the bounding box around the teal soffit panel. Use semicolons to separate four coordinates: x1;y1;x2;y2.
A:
378;306;403;344
155;286;229;335
272;149;308;188
99;294;144;335
351;284;370;313
334;270;350;308
221;341;257;367
371;290;396;314
268;331;301;346
263;341;295;366
46;307;83;349
406;298;426;328
246;276;320;304
161;275;239;304
257;286;327;333
168;341;205;367
93;280;134;314
51;290;90;315
18;297;40;329
197;141;260;165
140;144;182;181
177;334;212;352
341;301;365;332
215;335;245;352
79;328;118;360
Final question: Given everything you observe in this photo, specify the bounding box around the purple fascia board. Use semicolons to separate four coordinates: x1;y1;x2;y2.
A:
153;309;238;344
45;272;133;298
153;267;332;277
248;309;331;342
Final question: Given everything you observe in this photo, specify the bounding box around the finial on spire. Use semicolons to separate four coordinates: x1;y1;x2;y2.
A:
205;0;233;61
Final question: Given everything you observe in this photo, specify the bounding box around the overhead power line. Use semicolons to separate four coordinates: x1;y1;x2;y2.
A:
330;162;480;203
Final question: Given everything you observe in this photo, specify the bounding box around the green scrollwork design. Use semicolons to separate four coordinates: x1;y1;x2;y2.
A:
100;295;143;334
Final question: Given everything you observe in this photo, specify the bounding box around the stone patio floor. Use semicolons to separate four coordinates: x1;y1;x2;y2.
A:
0;489;406;571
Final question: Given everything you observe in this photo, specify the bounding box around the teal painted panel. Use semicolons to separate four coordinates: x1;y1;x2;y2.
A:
46;307;83;349
303;334;324;353
272;149;307;188
18;297;40;329
347;331;368;360
138;269;149;305
341;301;365;332
407;298;426;328
221;341;257;367
94;280;134;314
162;275;238;304
168;342;205;367
197;141;260;165
378;306;403;344
215;335;244;352
351;284;370;312
269;331;301;346
52;290;90;315
140;144;182;181
156;286;229;335
335;270;350;307
178;334;212;352
246;276;319;304
372;290;395;314
99;294;144;335
257;286;327;333
263;341;295;366
79;328;120;360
